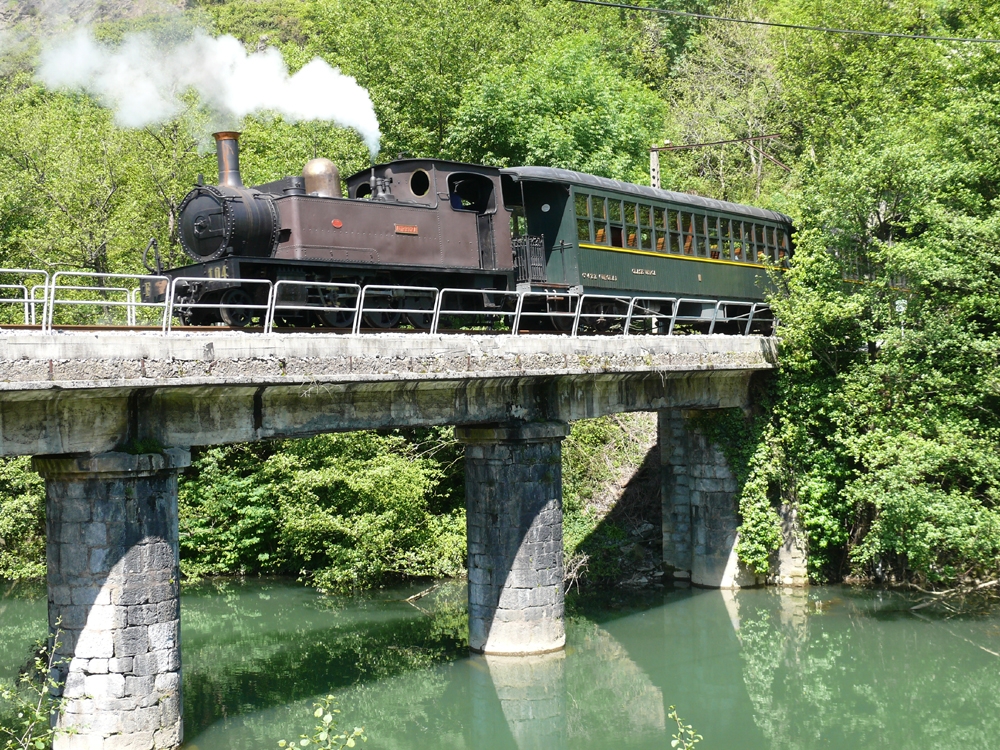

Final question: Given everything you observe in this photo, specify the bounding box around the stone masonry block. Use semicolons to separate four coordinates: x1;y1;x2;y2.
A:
153;672;179;694
128;604;161;627
104;732;155;750
114;627;149;658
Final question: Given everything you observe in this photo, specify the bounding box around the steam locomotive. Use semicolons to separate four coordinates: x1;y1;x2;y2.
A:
141;132;793;333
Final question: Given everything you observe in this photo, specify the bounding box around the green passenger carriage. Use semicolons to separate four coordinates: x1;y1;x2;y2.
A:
501;166;793;333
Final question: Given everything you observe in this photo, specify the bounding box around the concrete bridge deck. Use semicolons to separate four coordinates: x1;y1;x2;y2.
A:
0;331;784;750
0;331;776;455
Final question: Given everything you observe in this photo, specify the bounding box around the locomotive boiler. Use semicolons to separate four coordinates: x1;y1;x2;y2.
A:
143;131;793;333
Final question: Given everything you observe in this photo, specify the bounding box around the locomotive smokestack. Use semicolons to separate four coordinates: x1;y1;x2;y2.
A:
214;131;244;188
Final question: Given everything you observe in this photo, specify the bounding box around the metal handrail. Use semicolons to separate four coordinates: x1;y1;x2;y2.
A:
511;291;580;336
45;272;169;332
165;276;273;333
0;269;49;327
353;285;439;335
429;288;520;334
571;294;633;337
624;295;677;336
0;267;772;338
0;285;30;325
265;281;362;333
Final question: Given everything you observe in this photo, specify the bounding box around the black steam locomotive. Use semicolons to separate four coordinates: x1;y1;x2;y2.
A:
141;132;792;333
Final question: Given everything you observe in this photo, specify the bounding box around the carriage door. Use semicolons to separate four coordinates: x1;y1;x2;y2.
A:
448;173;497;270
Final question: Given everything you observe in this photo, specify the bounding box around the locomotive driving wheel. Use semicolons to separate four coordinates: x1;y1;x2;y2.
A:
362;291;402;329
403;276;436;329
316;286;357;329
220;288;255;328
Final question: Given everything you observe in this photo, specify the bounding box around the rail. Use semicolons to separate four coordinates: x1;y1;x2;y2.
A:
0;269;771;338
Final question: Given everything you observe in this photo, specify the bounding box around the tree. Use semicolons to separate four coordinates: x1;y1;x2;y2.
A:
447;33;666;181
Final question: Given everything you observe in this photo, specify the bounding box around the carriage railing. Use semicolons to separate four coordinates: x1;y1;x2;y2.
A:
512;236;546;283
0;269;770;338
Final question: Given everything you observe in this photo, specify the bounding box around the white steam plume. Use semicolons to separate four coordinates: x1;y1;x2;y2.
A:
37;29;381;157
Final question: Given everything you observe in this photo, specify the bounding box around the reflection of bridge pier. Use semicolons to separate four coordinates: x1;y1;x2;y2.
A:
0;332;773;748
473;652;567;750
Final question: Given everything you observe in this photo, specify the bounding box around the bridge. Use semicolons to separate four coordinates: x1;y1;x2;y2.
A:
0;328;797;749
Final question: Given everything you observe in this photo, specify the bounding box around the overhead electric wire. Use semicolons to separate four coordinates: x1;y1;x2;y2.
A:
564;0;1000;44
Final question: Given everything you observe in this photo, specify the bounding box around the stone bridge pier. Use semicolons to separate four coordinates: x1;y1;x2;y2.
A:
457;423;569;655
35;451;188;750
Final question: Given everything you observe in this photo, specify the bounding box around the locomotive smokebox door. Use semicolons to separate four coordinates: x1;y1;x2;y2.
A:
177;132;280;262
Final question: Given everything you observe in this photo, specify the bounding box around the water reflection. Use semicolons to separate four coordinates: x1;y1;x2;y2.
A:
4;579;1000;749
473;653;566;750
724;587;1000;750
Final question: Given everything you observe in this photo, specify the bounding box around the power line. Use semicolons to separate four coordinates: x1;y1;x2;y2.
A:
564;0;1000;44
652;134;783;151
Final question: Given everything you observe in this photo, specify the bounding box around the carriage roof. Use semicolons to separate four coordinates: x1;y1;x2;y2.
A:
501;166;793;225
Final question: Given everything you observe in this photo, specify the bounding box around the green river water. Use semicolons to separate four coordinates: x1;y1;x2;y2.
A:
2;579;999;749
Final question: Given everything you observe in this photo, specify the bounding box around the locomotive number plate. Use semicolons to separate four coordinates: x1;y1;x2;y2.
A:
395;224;419;235
206;262;229;279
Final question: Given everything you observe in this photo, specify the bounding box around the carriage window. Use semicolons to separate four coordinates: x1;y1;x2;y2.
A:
654;207;667;251
575;193;590;218
733;222;745;261
777;228;790;266
668;210;680;254
641;228;653;250
510;207;526;238
591;197;608;244
755;224;766;263
681;213;695;255
626;220;639;248
609;200;622;223
698;215;710;257
767;226;777;261
708;217;720;260
639;205;651;227
577;219;591;242
624;203;637;225
720;219;732;260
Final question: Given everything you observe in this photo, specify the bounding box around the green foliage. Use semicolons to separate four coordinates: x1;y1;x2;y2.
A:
691;405;784;576
447;33;666;180
0;459;45;583
562;414;659;584
278;695;365;750
668;706;703;749
0;631;66;750
178;431;466;591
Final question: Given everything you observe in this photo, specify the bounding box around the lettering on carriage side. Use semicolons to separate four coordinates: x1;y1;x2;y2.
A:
581;272;618;281
631;268;656;276
395;224;419;235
